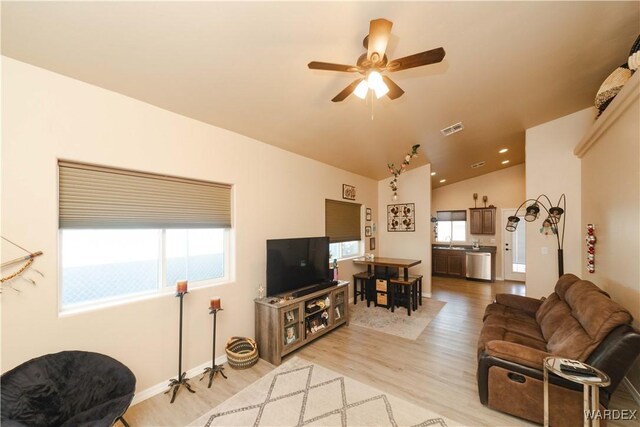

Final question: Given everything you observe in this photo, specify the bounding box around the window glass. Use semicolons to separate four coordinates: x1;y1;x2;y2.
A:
329;241;362;260
61;229;160;307
436;220;466;242
451;221;466;241
166;229;225;285
61;228;227;310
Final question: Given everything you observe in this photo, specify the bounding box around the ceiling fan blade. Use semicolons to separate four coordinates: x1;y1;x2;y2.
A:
331;78;364;102
308;61;358;72
382;76;405;100
367;18;393;62
387;47;446;72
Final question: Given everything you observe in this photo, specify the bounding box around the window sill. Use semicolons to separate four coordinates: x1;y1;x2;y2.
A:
335;254;365;262
59;278;231;318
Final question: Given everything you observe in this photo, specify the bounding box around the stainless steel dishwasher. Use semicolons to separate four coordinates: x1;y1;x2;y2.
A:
466;251;491;281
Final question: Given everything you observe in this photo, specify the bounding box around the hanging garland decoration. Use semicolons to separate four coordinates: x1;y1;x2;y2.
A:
387;144;420;200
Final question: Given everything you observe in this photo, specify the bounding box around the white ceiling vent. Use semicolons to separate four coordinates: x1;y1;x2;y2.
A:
471;161;486;169
441;122;464;136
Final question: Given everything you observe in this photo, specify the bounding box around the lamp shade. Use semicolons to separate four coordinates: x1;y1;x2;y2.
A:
549;206;564;221
374;82;389;99
354;80;369;99
525;204;540;222
506;216;520;232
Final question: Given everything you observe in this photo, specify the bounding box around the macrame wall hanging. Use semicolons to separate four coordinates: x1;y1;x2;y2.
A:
1;236;44;292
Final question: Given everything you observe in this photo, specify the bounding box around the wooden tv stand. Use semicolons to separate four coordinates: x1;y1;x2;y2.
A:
254;281;349;365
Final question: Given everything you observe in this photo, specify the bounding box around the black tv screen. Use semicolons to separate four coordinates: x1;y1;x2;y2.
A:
266;237;330;296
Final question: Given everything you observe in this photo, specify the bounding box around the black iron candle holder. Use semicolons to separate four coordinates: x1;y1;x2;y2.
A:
201;307;227;388
165;291;196;403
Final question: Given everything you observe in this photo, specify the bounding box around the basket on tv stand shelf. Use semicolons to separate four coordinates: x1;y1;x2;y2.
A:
254;280;349;365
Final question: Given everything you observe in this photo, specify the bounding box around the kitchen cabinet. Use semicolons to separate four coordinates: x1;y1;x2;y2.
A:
432;249;466;278
432;245;496;281
470;207;496;235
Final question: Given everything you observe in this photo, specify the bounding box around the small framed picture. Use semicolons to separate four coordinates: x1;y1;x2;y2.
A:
370;237;376;250
365;226;372;237
366;208;372;222
342;184;356;200
285;326;297;345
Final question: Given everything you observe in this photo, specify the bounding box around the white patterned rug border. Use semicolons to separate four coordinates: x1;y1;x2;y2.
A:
190;357;456;427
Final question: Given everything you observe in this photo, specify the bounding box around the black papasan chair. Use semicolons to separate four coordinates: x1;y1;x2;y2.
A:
1;351;136;427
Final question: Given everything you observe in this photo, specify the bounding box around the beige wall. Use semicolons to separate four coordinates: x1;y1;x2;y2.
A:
377;164;432;295
0;57;378;393
524;108;593;298
431;164;526;280
577;74;639;390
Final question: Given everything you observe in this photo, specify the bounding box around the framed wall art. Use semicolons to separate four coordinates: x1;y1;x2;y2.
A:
365;208;372;222
342;184;356;200
365;226;372;237
370;237;376;250
387;203;415;232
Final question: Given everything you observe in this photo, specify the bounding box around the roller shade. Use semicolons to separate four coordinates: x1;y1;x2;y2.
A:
436;210;467;221
59;161;232;229
325;199;361;243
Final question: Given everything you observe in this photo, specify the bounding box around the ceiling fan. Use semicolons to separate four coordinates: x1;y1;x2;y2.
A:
308;18;446;102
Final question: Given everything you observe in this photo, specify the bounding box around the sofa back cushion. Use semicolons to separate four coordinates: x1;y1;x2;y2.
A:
545;280;632;360
553;274;581;300
536;293;569;341
535;274;580;340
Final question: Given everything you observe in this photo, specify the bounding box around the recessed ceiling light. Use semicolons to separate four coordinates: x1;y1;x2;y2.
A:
431;172;436;176
501;160;510;164
499;148;509;154
439;179;446;183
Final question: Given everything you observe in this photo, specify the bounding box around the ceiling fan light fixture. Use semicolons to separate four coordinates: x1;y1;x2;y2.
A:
354;80;369;99
367;70;383;88
366;71;389;99
374;82;389;98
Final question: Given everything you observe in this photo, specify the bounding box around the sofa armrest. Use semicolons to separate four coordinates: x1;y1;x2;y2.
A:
485;340;551;370
494;293;543;315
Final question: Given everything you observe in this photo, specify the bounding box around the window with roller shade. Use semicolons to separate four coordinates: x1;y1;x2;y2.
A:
325;199;363;260
436;210;467;242
58;161;232;310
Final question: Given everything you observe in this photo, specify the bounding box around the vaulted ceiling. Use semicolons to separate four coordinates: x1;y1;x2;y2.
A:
2;1;638;188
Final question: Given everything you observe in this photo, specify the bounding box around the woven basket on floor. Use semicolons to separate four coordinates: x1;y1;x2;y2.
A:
225;336;259;369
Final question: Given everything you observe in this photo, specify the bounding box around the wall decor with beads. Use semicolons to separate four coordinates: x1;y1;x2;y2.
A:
586;224;596;273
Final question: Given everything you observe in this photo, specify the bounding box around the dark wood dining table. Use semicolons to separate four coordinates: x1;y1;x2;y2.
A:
352;256;421;280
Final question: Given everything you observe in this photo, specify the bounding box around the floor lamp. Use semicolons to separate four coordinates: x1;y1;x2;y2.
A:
506;194;566;277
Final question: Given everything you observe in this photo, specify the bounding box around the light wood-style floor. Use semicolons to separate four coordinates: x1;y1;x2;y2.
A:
124;277;639;426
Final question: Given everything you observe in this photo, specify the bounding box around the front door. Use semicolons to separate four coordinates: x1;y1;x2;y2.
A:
502;209;526;282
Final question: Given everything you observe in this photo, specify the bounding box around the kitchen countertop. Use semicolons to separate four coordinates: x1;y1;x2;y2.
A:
431;244;497;253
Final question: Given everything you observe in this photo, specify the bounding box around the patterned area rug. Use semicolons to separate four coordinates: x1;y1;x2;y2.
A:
348;298;446;340
190;357;455;427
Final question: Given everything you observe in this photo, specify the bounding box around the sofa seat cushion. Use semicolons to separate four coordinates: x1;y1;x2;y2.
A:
479;312;546;355
483;302;537;323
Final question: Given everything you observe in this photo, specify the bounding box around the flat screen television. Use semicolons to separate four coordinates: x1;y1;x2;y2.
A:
266;237;331;297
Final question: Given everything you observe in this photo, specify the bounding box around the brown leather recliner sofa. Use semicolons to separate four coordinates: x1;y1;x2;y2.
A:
477;274;640;426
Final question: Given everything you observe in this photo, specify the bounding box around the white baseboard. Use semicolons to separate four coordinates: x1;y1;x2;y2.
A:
495;276;504;281
420;292;432;298
131;354;228;406
623;377;640;406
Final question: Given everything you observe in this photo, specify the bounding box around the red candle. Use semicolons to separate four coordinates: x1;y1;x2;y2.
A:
176;280;188;293
210;297;221;310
